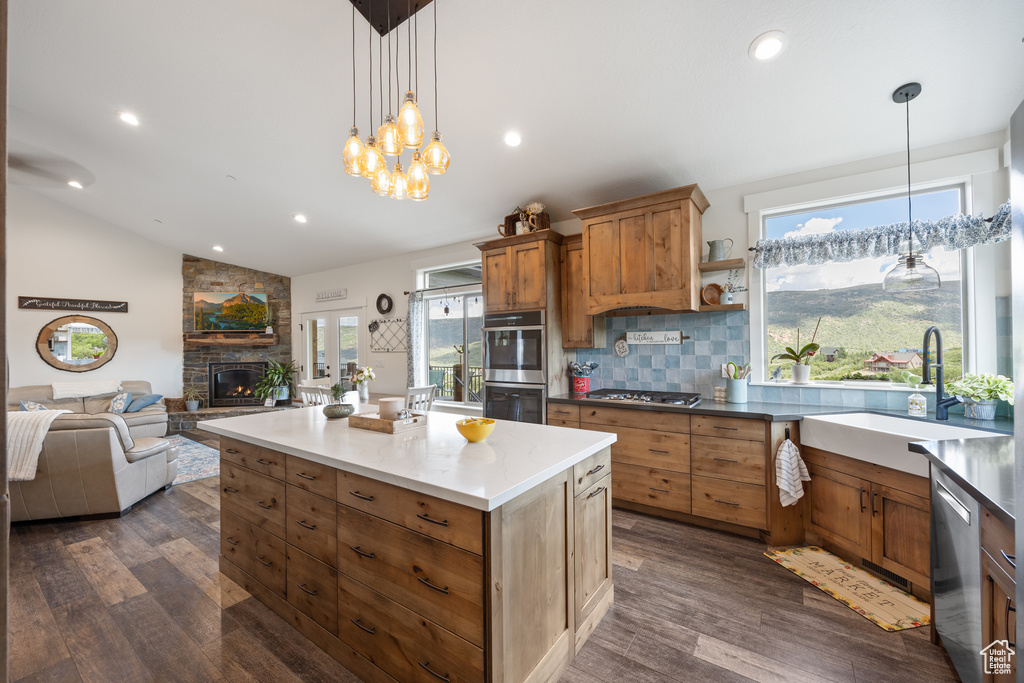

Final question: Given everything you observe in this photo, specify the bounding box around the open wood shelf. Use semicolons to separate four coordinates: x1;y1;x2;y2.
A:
697;258;745;273
183;332;275;347
699;303;747;312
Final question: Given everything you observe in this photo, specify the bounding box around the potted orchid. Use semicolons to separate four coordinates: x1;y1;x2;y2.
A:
770;317;821;385
351;366;376;401
945;373;1014;420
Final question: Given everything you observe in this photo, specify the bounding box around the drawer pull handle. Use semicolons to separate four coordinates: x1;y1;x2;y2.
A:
296;583;318;596
349;546;375;559
713;457;739;463
296;472;317;481
223;487;239;494
554;410;571;415
350;618;376;635
418;661;450;681
225;448;239;454
648;449;670;454
713;426;738;431
1002;550;1017;568
297;520;317;531
416;513;449;527
256;458;273;466
586;464;605;476
860;487;867;513
649;487;670;493
256;500;274;510
349;490;374;502
587;486;607;499
256;555;273;567
225;537;239;546
714;499;740;506
417;576;450;595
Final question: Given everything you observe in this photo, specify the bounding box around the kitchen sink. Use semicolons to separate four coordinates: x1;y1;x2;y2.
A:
800;412;996;477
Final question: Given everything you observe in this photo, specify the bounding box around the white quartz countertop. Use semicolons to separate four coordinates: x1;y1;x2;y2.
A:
199;407;616;511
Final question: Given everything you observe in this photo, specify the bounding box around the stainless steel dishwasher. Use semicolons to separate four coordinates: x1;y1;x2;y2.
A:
931;467;982;683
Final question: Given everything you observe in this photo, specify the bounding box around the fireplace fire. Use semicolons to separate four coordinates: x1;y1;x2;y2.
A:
208;362;267;407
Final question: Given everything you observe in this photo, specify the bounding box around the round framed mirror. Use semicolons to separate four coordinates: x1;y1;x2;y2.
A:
35;315;118;372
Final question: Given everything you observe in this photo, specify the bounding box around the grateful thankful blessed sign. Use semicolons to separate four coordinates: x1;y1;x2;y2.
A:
19;296;129;313
625;331;685;344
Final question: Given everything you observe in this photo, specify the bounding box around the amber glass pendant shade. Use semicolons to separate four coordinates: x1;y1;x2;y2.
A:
389;162;410;200
398;91;425;149
360;136;385;178
377;114;404;157
407;151;429;201
342;127;365;176
423;131;450;175
371;165;393;196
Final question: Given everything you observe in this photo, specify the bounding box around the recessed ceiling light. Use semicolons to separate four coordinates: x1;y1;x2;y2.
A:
212;245;224;252
504;131;522;147
118;111;140;126
67;180;83;189
749;30;787;61
293;214;308;223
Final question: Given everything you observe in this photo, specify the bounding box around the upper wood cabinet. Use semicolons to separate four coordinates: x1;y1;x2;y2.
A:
572;184;709;315
477;231;561;313
560;235;606;348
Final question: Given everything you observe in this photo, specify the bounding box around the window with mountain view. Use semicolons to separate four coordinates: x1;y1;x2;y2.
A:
426;292;484;404
763;187;964;382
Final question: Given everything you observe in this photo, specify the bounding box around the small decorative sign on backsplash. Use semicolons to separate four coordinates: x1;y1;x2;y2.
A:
315;288;348;302
625;331;687;344
19;296;129;313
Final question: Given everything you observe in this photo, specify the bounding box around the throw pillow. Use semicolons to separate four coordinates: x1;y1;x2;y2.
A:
19;400;49;411
109;391;133;414
126;393;163;413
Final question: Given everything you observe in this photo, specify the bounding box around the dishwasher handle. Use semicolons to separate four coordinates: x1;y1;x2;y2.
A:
935;480;971;525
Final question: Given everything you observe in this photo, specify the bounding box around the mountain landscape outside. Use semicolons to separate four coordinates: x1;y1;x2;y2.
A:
763;188;964;381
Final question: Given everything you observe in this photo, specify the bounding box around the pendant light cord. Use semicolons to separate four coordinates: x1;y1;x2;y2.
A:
433;0;438;130
368;0;373;127
387;0;392;115
378;29;383;125
407;0;412;91
351;4;357;126
905;95;913;258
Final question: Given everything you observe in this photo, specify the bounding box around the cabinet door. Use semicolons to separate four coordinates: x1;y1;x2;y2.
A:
805;463;870;559
482;247;510;312
561;240;593;347
510;241;546;309
575;476;612;631
870;484;930;586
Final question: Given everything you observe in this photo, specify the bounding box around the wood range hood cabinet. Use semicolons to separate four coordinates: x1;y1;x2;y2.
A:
572;184;709;316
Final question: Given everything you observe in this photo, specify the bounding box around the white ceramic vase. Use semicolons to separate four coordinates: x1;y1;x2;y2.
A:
358;383;370;401
791;363;811;384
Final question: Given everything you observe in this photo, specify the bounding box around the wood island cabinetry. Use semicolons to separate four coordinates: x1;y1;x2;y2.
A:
981;507;1016;681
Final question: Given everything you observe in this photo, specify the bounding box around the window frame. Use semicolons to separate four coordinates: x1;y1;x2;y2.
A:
423;285;483;407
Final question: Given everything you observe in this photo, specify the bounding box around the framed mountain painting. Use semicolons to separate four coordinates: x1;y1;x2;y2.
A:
193;293;269;331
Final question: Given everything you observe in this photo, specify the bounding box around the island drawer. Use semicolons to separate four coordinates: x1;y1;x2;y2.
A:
981;507;1015;582
337;503;485;648
286;454;336;499
586;424;689;473
221;437;287;480
286;545;339;636
221;509;286;597
690;416;765;442
547;404;580;423
690;436;765;485
221;461;286;539
286;485;338;568
338;573;484;683
611;464;691;514
691;475;766;528
338;470;484;555
573;448;611;496
580;406;690;434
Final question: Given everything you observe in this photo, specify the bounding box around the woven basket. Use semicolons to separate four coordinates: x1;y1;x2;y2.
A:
501;211;550;237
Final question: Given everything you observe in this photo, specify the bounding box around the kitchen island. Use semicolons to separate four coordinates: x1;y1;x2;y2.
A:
201;407;616;683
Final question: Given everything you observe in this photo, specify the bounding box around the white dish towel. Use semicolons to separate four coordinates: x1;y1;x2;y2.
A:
776;438;811;507
7;409;71;481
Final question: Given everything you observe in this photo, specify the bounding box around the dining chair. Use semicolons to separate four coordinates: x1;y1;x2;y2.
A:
297;384;330;406
406;385;436;411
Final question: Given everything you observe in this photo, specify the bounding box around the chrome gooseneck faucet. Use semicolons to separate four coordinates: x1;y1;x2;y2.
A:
922;326;962;420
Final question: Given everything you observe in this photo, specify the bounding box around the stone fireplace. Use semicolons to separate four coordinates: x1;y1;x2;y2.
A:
208;362;267;407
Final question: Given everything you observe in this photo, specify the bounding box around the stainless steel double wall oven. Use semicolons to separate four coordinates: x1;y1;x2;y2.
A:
482;311;546;424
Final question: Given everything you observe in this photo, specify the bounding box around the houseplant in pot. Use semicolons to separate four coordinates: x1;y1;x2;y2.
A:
182;383;202;412
322;382;355;419
770;317;821;385
945;373;1014;420
255;359;297;402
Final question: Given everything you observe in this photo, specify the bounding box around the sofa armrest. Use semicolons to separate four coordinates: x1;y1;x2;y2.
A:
49;412;135;451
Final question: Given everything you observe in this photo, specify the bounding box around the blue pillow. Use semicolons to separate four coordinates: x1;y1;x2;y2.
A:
20;400;48;411
126;393;163;412
109;392;133;414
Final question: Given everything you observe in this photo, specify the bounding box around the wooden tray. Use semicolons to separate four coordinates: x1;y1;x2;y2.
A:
348;411;428;434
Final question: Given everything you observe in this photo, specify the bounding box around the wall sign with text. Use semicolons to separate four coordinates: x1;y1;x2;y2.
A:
19;296;129;313
625;331;687;344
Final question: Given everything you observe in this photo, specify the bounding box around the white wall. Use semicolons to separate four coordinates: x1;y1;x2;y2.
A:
7;187;184;396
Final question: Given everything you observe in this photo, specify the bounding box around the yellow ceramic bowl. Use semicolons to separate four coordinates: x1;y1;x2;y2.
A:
456;418;496;443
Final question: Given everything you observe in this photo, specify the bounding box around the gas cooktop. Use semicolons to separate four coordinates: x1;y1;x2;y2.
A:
584;389;702;407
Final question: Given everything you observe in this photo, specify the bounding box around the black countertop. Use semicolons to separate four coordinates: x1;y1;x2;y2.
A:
910;437;1015;528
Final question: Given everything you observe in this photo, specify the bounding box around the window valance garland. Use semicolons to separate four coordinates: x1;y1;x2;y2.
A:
750;200;1011;269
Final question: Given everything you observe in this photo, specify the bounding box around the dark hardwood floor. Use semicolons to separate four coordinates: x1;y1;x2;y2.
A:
8;432;959;682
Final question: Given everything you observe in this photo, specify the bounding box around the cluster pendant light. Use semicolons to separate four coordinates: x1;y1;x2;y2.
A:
348;0;448;202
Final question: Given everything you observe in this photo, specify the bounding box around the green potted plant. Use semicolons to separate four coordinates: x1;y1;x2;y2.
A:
255;359;298;402
945;373;1014;420
770;317;821;385
322;382;355;419
182;383;203;412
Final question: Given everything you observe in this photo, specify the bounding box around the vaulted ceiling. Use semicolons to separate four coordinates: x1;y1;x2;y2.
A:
9;0;1024;276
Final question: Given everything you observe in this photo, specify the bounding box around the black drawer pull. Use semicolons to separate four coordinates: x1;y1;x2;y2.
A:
713;457;739;463
256;458;273;466
351;618;376;635
649;487;670;493
256;555;273;567
553;409;571;415
349;490;374;502
714;499;740;506
296;583;318;596
1002;550;1016;568
587;486;607;499
225;536;239;546
648;449;670;454
349;545;375;559
225;448;239;454
297;520;317;531
417;513;449;527
223;486;239;494
1008;597;1016;647
713;426;738;431
417;576;450;594
296;472;317;481
860;487;867;513
256;500;274;510
418;661;450;681
586;464;605;476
